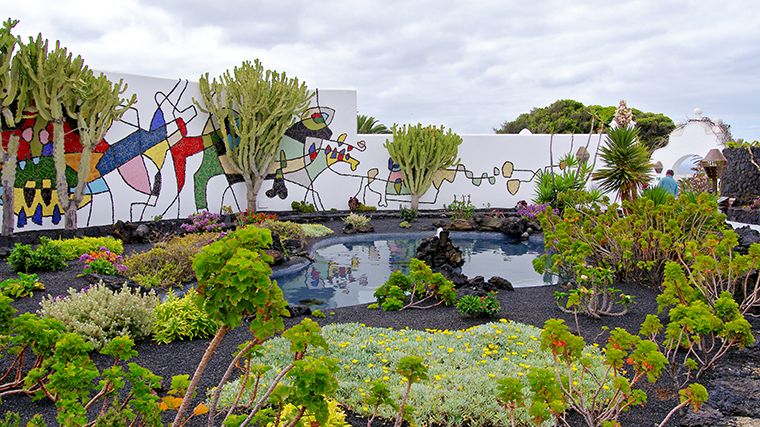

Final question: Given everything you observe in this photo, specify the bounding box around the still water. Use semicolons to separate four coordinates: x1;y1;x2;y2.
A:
273;232;552;309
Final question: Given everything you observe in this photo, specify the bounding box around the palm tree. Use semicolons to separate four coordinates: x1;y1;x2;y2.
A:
592;127;653;203
357;114;390;134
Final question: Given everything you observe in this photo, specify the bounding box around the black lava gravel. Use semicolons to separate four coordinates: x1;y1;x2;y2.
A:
1;217;751;427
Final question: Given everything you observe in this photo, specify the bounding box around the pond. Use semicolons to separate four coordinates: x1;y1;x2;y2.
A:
273;232;554;309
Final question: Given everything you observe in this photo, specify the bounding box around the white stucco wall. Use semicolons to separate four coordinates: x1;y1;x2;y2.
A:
651;109;728;179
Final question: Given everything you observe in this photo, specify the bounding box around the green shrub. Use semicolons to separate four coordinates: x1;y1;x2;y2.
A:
291;200;317;213
444;194;475;220
300;223;334;238
217;321;608;427
373;259;456;311
153;289;218;344
311;309;326;319
124;232;218;288
343;213;371;228
0;273;44;299
47;236;124;260
534;192;727;287
456;292;501;318
399;207;417;222
642;261;755;386
259;220;306;242
7;239;67;273
39;284;158;350
532;154;592;211
398;220;411;229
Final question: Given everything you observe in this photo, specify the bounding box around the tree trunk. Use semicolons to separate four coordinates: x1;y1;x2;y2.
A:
64;201;77;230
1;134;19;236
51;119;72;229
246;176;263;212
410;194;420;211
171;326;229;427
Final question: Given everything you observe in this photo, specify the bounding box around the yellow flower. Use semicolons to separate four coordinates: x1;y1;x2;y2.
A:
368;363;374;368
447;348;454;353
383;376;390;381
352;359;359;364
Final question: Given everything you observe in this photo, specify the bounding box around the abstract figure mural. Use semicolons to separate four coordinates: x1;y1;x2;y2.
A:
1;71;606;233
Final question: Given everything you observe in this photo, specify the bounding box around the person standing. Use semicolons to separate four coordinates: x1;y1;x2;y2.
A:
658;169;679;196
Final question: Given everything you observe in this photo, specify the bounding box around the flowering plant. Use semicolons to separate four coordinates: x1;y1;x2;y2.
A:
181;211;223;233
236;209;278;226
79;247;126;275
516;203;557;220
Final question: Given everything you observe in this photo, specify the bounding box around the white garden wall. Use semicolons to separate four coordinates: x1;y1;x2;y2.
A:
0;71;639;233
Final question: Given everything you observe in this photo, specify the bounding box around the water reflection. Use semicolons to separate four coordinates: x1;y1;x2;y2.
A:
276;233;552;309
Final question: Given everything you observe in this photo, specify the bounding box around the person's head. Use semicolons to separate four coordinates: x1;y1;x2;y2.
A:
666;169;674;177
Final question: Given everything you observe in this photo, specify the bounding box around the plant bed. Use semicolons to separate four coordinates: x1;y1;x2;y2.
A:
2;218;757;426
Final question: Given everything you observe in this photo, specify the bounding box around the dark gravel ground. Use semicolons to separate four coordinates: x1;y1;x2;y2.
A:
1;217;757;426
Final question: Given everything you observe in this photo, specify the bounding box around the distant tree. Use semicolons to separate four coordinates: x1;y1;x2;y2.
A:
495;99;675;152
357;114;390;134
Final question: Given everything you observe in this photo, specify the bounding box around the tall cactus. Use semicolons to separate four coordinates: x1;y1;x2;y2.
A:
196;59;313;211
385;124;462;210
62;71;135;229
0;18;29;236
17;34;88;229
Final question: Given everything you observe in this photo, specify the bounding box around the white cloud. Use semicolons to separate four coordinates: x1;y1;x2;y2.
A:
3;0;760;138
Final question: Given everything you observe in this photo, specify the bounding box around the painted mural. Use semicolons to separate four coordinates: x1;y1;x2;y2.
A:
0;72;605;233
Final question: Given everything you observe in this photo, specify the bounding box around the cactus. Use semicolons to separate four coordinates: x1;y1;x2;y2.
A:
61;71;135;229
0;18;29;236
384;124;462;211
17;34;88;229
195;59;313;211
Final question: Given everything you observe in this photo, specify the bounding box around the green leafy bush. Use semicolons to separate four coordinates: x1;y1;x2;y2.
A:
39;284;158;350
217;321;608;427
124;232;218;288
343;213;371;228
47;236;124;261
267;399;348;427
7;239;67;273
534;192;727;287
499;318;668;427
291;200;317;213
532;154;592;211
1;307;162;427
456;292;501;318
444;194;475;220
553;265;635;319
642;262;755;386
259;220;306;244
0;273;44;299
374;259;456;311
398;221;411;229
399;207;417;222
300;223;334;238
153;289;217;344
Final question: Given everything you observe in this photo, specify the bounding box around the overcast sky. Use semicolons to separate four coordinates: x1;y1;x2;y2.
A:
4;0;760;139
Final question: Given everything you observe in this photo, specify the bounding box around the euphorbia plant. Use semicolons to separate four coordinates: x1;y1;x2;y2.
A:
171;226;290;426
642;262;754;387
394;355;428;427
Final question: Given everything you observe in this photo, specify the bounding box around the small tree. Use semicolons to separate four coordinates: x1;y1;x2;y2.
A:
0;18;28;236
17;34;88;229
384;124;462;211
63;71;135;229
196;60;313;212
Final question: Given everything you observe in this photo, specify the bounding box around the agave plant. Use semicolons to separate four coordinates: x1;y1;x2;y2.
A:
533;154;592;210
592;127;652;202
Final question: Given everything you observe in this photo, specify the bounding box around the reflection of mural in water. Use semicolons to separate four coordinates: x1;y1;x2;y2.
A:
276;235;553;309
